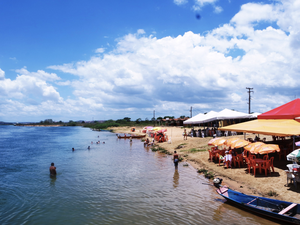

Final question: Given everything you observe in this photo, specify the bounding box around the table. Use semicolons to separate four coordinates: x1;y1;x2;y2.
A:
253;158;268;174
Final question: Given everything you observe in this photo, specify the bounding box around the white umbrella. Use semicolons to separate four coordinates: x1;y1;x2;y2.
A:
287;149;300;162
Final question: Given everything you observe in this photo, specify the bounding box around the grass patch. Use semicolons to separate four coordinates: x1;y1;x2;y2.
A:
197;168;215;179
267;190;278;197
189;148;207;153
183;163;189;166
175;143;187;149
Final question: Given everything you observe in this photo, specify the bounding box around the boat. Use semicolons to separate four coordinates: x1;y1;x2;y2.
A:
117;134;146;139
213;178;300;224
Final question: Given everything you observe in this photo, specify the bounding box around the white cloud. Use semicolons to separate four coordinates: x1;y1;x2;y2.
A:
193;0;222;12
95;48;105;53
0;68;5;80
15;67;61;82
2;0;300;121
174;0;188;5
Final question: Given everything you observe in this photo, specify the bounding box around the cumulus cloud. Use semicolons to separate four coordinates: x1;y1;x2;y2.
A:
174;0;188;5
0;68;5;80
2;0;300;121
193;0;222;12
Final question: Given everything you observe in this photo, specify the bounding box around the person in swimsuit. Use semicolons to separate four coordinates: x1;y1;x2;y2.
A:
173;151;179;169
183;129;187;140
49;162;56;176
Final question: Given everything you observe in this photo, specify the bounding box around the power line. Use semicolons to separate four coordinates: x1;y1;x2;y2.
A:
246;87;254;114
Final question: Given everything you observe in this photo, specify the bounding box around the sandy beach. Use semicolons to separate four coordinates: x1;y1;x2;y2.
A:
111;126;300;203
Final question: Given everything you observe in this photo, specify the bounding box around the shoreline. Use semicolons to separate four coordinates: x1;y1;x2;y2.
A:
110;126;300;203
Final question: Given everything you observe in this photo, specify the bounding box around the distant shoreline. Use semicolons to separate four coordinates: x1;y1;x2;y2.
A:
15;124;63;127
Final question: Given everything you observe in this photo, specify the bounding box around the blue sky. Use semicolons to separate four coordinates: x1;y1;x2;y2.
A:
0;0;300;122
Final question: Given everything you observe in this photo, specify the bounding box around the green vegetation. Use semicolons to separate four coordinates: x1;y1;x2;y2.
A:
197;168;215;179
267;190;278;197
188;148;207;153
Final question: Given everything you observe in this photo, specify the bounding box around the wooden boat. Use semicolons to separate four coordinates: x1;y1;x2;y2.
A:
117;134;146;139
214;178;300;224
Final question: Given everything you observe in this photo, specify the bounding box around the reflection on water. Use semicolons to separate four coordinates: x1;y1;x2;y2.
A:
0;126;281;225
173;169;179;188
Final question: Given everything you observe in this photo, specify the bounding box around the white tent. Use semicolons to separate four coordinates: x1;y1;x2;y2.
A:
183;111;217;125
183;112;205;125
183;109;259;125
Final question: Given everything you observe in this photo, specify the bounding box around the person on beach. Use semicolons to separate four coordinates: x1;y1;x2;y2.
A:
173;151;179;169
183;129;187;140
49;162;56;176
144;138;150;146
223;151;232;168
130;136;132;142
88;146;90;150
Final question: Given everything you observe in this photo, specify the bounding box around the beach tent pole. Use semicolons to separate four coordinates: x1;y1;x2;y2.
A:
293;136;295;151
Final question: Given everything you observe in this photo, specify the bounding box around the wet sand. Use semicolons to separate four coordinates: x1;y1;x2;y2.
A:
111;126;300;203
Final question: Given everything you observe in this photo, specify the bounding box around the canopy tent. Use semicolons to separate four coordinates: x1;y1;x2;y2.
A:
258;98;300;119
183;109;257;125
219;119;300;137
183;112;205;125
203;108;257;123
183;111;217;125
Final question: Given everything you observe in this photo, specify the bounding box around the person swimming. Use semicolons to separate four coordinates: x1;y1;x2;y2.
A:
49;162;56;176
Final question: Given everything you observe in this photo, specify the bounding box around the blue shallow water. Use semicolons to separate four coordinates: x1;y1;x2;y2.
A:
0;126;279;225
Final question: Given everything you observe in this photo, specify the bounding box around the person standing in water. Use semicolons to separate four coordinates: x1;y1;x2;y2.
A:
173;151;179;169
49;162;56;176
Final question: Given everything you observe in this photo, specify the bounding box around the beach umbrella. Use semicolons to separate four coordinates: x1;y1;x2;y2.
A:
224;137;241;147
152;127;161;131
244;142;265;154
208;138;218;145
231;139;250;149
255;144;280;155
287;149;300;162
157;129;167;133
211;138;227;146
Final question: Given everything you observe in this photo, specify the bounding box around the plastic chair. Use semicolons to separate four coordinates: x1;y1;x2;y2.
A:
245;158;252;174
243;149;249;159
285;170;297;188
263;155;269;160
217;153;224;166
233;154;243;168
250;159;259;176
249;155;256;160
208;150;217;162
269;157;275;172
261;160;271;176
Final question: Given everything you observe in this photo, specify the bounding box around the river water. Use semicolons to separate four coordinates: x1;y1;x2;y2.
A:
0;126;279;225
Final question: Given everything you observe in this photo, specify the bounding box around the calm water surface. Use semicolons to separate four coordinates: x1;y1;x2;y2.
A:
0;126;280;225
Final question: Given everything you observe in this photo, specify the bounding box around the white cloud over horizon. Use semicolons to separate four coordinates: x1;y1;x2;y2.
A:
1;0;300;122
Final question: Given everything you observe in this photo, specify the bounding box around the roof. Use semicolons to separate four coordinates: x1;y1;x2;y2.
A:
258;98;300;120
183;109;258;125
219;119;300;137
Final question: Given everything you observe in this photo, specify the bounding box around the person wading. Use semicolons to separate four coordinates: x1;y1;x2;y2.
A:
173;151;179;169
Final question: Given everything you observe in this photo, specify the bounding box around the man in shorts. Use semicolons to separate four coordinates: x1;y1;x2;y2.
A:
173;151;179;169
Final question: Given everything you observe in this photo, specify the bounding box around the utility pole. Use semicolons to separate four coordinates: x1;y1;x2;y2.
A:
153;110;155;126
190;106;192;118
246;87;254;114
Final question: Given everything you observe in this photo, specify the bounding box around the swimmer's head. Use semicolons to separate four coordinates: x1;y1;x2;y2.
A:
51;162;54;166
